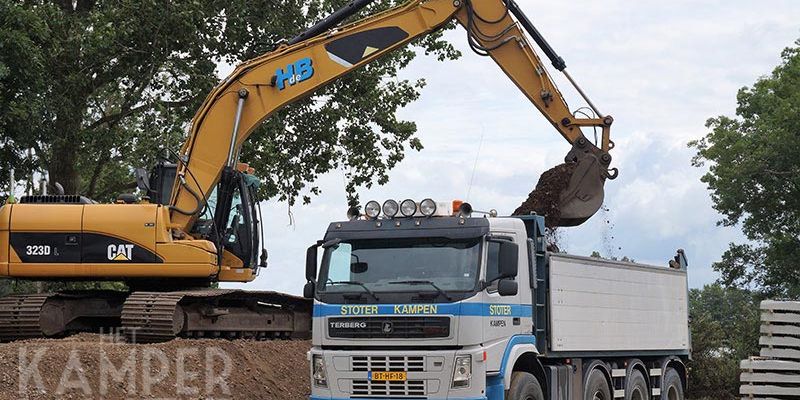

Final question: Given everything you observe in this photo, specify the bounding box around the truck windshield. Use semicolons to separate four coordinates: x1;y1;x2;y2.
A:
318;238;481;294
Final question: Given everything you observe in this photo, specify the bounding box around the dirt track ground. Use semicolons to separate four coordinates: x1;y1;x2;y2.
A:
0;334;311;399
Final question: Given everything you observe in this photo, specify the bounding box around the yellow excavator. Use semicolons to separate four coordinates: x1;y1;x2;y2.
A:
0;0;616;342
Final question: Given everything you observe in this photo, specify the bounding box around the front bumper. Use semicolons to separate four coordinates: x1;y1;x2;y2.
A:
309;347;488;400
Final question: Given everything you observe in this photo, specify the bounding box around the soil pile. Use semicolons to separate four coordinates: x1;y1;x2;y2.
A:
513;162;576;227
0;333;311;400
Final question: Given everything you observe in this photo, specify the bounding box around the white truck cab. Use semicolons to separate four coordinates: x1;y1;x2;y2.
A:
305;199;689;400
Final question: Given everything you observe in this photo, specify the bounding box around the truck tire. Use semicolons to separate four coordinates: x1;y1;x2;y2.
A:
507;371;545;400
661;368;684;400
625;369;649;400
584;368;611;400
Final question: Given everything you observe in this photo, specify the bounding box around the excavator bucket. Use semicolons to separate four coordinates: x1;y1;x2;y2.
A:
513;142;613;227
556;154;606;227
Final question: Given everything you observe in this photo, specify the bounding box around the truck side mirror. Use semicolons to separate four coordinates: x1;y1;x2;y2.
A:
303;281;315;299
497;279;518;296
306;243;318;281
351;262;368;274
499;241;519;278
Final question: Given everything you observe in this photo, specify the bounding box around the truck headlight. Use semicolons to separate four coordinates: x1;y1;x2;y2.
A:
382;199;399;218
312;354;328;387
364;201;381;219
419;198;437;216
452;355;472;388
400;199;417;217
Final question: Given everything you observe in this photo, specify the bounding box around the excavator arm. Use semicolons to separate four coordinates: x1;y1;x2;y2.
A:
169;0;615;231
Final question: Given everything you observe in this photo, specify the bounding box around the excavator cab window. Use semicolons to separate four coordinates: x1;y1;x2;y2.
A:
191;171;259;268
223;189;246;253
191;190;218;238
220;174;257;268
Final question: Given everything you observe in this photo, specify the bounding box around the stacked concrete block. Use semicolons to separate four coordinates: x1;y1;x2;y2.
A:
740;300;800;399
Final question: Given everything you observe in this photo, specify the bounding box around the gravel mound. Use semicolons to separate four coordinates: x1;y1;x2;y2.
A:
0;334;310;399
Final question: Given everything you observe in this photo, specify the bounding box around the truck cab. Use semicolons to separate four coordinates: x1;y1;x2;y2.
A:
305;199;689;400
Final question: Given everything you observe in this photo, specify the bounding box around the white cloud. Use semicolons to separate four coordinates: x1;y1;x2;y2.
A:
226;0;800;294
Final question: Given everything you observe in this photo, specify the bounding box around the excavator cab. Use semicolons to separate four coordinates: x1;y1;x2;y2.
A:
191;168;264;269
137;162;265;269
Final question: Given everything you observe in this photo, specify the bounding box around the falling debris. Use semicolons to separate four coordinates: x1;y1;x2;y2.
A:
513;163;577;227
599;204;618;258
545;226;565;253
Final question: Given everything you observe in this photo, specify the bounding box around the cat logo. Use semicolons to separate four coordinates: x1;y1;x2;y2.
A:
107;244;134;261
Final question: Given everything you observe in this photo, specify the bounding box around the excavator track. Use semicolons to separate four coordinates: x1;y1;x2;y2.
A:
121;289;312;343
0;294;50;341
0;291;127;342
0;289;310;343
120;292;185;343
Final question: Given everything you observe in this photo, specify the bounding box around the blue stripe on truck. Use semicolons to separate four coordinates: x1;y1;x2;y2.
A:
310;397;487;400
312;303;533;318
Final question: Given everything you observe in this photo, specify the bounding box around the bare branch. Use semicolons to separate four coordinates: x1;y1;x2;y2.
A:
84;98;196;131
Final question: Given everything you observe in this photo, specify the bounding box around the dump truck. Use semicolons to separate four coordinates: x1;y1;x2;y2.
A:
304;200;690;400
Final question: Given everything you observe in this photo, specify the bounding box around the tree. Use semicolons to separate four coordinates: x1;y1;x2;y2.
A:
689;39;800;298
0;0;459;204
686;284;760;400
0;1;47;188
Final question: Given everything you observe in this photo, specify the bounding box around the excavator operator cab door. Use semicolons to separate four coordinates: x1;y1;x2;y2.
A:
192;169;260;269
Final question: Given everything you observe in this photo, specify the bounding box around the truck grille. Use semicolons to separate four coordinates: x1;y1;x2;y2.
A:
351;379;425;397
350;356;427;397
328;316;450;338
351;355;425;372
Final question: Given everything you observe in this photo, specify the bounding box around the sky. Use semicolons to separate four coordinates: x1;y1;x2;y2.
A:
225;0;800;295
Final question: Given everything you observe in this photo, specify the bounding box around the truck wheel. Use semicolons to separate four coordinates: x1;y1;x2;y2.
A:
626;369;649;400
661;368;684;400
507;371;545;400
584;368;611;400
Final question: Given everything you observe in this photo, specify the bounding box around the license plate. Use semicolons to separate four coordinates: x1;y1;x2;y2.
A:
369;371;407;381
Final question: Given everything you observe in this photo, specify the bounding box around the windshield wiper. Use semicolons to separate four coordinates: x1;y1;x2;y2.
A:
388;280;452;301
327;281;380;301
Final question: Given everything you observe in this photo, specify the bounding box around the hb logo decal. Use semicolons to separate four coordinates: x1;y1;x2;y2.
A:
107;244;134;261
273;57;314;90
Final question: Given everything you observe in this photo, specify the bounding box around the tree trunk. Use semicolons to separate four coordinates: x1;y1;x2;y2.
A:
48;112;82;195
48;141;79;194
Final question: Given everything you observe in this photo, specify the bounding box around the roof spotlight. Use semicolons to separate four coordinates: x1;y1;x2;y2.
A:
400;199;417;217
420;198;437;217
458;202;473;217
382;199;399;218
364;200;381;219
347;206;360;221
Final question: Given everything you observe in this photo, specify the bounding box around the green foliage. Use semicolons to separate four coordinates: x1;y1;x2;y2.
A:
686;284;760;400
0;279;126;297
0;1;47;181
689;39;800;297
0;0;460;205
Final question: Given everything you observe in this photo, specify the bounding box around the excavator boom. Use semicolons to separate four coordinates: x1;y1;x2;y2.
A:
169;0;615;232
0;0;617;342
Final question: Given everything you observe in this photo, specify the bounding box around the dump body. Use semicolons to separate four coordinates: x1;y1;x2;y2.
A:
546;254;689;354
